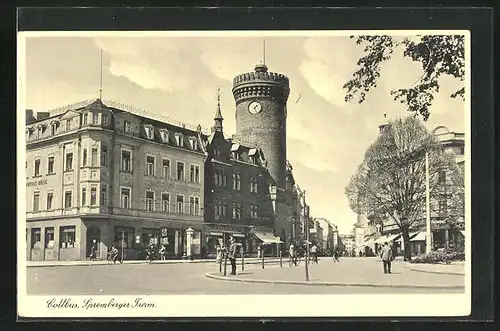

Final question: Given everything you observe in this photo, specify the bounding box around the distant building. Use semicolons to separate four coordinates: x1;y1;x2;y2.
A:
339;234;355;256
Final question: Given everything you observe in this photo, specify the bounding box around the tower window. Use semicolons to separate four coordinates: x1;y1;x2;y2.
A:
83;114;88;125
93;112;99;124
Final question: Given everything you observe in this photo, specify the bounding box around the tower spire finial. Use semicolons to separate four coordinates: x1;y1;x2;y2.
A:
213;86;223;133
99;48;103;100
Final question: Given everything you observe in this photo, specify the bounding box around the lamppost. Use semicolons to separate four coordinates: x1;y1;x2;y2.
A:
425;152;432;254
303;190;309;281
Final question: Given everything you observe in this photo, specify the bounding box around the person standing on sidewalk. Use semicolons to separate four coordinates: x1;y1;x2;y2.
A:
333;246;340;262
159;244;166;261
228;237;239;275
89;239;97;261
380;242;393;274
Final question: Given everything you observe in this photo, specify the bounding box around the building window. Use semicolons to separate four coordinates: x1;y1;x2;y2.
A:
91;186;97;205
81;188;87;206
66;119;71;130
91;148;98;166
145;191;155;212
121;150;131;171
189;197;195;215
100;187;107;206
101;146;108;166
65;152;73;171
93;112;99;124
162;159;170;178
250;177;258;193
124;121;131;133
60;226;76;248
195;197;200;216
34;159;40;176
64;191;72;208
121;187;131;209
160;130;169;143
176;195;184;214
83;113;88;125
102;114;109;126
46;192;53;210
190;138;198;150
232;202;241;220
232;173;241;191
214;201;227;217
32;192;40;212
250;205;258;218
37;126;43;137
31;228;41;249
176;162;185;181
146;155;155;176
82;149;88;166
51;123;57;135
175;134;184;147
48;156;54;174
232;152;239;160
190;164;200;183
145;125;154;139
45;227;55;249
213;146;221;156
115;227;135;249
161;193;170;213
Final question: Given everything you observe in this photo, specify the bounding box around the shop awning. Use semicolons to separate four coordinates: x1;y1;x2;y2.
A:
375;236;388;244
231;233;245;238
208;232;224;236
254;231;280;244
396;232;418;243
386;233;402;242
410;232;427;242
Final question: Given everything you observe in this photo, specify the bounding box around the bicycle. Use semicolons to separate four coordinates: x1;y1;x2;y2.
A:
107;251;123;264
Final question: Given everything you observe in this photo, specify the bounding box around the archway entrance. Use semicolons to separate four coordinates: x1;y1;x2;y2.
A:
86;227;101;259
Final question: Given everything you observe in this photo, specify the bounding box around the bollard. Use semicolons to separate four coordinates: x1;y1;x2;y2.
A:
241;253;245;271
261;250;265;269
219;258;222;273
223;255;228;276
279;251;282;268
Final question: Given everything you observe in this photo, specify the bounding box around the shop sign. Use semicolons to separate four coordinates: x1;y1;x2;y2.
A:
26;179;47;187
206;224;245;233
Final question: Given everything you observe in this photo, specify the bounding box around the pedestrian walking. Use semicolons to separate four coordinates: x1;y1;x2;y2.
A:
380;242;394;274
159;244;166;260
333;247;340;262
310;244;318;263
228;237;239;275
89;239;97;261
289;243;297;266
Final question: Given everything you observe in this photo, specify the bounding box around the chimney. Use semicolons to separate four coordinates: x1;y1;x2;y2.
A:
26;109;35;123
37;112;50;120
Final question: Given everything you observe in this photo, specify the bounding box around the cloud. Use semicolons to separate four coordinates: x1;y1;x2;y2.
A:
298;61;346;107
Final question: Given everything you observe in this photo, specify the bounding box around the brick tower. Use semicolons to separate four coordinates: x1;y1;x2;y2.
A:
232;64;290;189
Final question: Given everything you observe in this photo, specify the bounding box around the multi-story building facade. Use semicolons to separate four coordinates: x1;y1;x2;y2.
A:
25;99;206;261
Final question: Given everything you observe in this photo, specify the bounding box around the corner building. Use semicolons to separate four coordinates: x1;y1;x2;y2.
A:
25;99;205;261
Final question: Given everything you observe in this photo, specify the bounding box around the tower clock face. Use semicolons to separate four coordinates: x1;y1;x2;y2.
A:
248;101;262;114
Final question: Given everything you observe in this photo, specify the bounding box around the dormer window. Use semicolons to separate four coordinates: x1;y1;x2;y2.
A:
175;134;184;147
190;137;198;150
36;125;44;137
144;125;154;140
160;129;169;143
102;114;109;126
50;121;59;135
124;121;131;133
248;148;258;164
26;127;33;139
232;152;239;160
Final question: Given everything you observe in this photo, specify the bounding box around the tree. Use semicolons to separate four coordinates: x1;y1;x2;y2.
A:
343;35;465;121
345;116;463;261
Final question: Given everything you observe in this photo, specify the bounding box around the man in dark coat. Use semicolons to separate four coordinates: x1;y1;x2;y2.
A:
228;237;241;275
380;242;394;274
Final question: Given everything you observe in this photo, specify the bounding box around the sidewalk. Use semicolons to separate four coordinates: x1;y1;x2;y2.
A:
400;262;465;275
26;257;282;268
205;257;465;289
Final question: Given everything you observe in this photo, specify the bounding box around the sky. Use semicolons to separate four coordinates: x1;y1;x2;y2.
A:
22;33;466;234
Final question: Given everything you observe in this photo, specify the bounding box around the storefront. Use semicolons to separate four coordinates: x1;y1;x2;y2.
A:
203;223;251;258
252;230;282;257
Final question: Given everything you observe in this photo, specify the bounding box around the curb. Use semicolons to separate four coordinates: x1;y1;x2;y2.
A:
399;263;465;276
205;272;465;290
26;259;283;268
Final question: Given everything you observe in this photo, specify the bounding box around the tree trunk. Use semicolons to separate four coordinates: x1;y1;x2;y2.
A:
401;227;412;262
